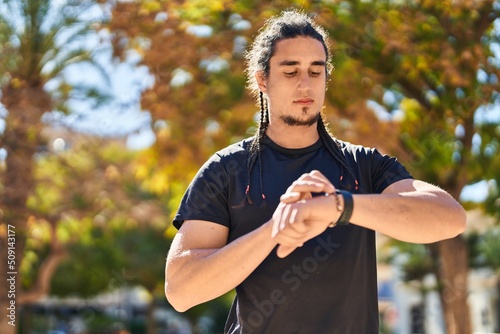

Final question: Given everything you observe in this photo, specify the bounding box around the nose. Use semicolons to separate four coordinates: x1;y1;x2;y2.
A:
297;74;311;93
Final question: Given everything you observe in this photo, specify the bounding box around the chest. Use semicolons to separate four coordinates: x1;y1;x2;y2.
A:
226;147;344;242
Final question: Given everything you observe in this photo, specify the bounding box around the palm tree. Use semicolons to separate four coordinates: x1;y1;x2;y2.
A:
0;0;109;332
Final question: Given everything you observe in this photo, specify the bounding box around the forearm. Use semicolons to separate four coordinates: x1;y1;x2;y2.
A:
349;187;466;243
274;179;466;250
165;221;277;311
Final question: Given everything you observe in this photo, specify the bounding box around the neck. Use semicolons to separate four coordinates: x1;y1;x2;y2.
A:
265;123;319;149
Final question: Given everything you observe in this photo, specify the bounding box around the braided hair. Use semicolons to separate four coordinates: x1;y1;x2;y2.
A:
241;10;358;207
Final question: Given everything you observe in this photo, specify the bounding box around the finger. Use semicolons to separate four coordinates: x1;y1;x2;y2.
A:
273;221;311;245
279;203;292;235
309;170;336;193
273;203;295;238
273;232;305;246
271;202;287;237
272;203;307;237
289;203;307;226
287;181;328;193
278;205;307;235
280;191;303;203
272;212;309;243
286;176;335;195
276;245;297;258
273;225;307;242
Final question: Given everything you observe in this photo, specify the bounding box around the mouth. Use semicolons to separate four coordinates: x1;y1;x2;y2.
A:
294;98;314;105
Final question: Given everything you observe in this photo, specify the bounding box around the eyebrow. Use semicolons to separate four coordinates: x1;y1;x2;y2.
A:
278;60;326;67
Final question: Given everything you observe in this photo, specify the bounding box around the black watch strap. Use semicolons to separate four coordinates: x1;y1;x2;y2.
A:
335;190;353;225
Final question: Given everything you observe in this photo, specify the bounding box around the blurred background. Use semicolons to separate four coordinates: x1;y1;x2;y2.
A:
0;0;500;333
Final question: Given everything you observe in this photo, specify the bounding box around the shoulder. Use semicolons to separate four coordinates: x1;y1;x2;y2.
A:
197;137;253;176
334;139;376;159
214;137;254;159
334;138;413;192
334;138;408;173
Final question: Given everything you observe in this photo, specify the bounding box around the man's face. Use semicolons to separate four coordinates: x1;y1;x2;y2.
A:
256;36;327;127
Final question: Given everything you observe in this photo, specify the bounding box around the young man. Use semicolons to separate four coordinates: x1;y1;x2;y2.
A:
165;10;466;333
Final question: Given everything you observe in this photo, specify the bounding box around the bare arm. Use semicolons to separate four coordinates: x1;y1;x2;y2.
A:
165;219;277;312
272;172;467;257
350;178;466;243
165;171;338;311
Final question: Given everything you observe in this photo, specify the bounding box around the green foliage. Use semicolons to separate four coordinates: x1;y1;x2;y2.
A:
381;240;434;283
50;225;139;298
20;139;170;299
468;228;500;271
481;123;500;218
20;248;48;289
0;7;18;86
106;4;500;330
3;1;499;331
321;0;500;191
109;0;499;203
0;0;111;108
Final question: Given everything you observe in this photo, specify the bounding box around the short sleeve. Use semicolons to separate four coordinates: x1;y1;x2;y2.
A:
369;148;413;193
173;153;231;229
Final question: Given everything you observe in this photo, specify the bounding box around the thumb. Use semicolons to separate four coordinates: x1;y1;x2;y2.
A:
276;244;299;258
280;191;312;203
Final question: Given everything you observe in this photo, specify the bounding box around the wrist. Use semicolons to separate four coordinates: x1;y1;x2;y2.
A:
335;190;353;225
265;218;281;246
325;190;354;227
324;191;342;228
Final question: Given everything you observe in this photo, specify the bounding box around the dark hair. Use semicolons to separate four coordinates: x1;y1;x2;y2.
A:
240;10;358;208
245;10;333;98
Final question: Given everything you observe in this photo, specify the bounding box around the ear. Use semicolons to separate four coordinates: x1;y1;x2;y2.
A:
255;71;267;93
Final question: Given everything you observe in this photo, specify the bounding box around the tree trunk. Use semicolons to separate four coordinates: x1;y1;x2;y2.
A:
146;300;156;334
18;216;68;305
495;276;500;332
0;84;49;334
431;236;471;334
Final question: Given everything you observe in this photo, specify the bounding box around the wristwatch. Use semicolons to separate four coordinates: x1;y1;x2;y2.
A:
335;189;353;225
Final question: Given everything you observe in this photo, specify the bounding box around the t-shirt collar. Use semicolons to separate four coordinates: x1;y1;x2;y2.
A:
261;136;323;156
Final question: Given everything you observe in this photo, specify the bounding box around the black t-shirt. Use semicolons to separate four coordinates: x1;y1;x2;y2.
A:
174;136;413;334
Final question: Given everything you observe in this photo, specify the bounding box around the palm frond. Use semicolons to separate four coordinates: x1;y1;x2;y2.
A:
1;0;113;120
44;47;110;86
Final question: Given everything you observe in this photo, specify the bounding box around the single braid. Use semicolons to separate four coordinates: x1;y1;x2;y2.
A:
317;116;359;191
241;92;269;206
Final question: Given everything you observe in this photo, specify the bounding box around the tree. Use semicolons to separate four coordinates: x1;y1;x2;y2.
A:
20;137;170;333
380;239;437;333
19;134;227;333
108;0;261;209
107;1;500;333
0;1;110;332
468;227;500;331
317;1;500;333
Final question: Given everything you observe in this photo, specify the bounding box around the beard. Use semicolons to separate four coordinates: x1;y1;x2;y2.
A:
280;108;320;127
